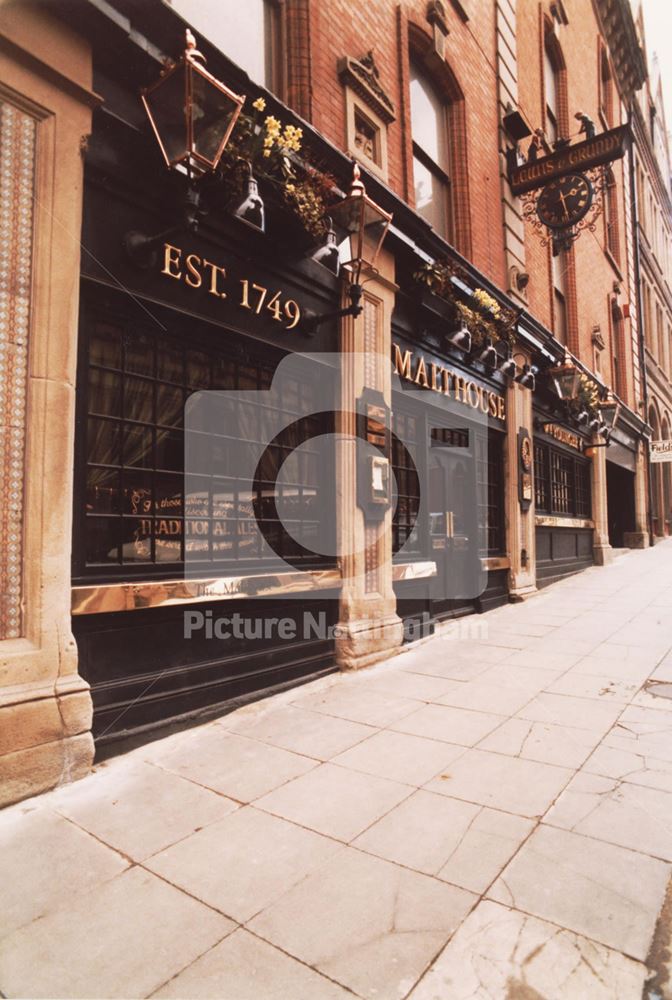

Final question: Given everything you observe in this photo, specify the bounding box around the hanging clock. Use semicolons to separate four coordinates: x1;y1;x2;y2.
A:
536;173;593;230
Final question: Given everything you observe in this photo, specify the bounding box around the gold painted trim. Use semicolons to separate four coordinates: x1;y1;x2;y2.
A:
392;561;437;581
72;569;342;616
481;556;510;571
535;516;594;530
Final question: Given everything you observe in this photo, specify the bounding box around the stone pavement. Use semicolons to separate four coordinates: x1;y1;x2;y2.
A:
2;543;672;1000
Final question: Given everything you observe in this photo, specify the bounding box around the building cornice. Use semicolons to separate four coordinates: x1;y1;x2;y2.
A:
592;0;646;102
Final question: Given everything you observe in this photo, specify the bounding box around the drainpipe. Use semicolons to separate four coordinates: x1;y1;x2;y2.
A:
627;108;654;545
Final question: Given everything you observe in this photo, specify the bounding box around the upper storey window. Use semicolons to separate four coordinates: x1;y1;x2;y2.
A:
410;62;451;240
544;45;558;143
168;0;280;93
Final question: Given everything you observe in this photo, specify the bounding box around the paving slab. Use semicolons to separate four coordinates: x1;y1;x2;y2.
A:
248;846;476;1000
407;900;648;1000
0;867;232;999
3;541;672;997
146;806;341;922
488;824;670;959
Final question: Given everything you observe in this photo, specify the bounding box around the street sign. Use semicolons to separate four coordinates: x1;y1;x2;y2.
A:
651;440;672;464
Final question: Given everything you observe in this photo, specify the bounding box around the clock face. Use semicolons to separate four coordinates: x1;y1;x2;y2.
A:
536;173;593;229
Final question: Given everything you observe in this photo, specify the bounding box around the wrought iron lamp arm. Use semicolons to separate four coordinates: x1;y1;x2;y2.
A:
302;283;363;336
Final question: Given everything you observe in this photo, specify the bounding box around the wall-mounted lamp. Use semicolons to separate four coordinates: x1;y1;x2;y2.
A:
310;218;340;276
446;325;472;353
477;337;498;369
142;29;245;177
547;351;580;401
515;364;537;390
303;163;392;334
598;390;621;432
125;30;245;267
233;165;265;232
498;344;518;379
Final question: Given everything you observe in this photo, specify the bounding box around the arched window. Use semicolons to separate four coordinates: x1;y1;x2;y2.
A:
410;63;452;240
599;47;614;127
544;28;568;143
407;25;470;255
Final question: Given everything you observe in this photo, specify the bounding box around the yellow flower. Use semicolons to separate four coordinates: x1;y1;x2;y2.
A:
264;116;281;136
286;183;296;193
263;149;271;157
252;97;266;112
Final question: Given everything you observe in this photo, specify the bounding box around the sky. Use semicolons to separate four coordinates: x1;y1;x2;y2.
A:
639;0;672;129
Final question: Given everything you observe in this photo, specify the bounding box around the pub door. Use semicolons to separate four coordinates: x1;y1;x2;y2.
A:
428;426;481;620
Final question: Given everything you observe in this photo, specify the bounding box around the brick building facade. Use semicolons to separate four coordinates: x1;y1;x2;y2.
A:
0;0;663;804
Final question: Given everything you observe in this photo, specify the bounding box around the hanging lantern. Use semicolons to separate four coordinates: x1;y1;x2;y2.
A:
142;29;245;177
328;163;393;286
547;351;580;401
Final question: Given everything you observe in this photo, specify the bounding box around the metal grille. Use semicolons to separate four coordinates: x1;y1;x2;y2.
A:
535;440;591;518
80;316;333;574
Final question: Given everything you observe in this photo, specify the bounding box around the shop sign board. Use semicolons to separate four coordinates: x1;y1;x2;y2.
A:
392;343;507;422
509;125;629;196
651;440;672;464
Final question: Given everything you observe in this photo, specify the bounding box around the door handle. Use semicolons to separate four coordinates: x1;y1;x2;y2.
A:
445;511;455;538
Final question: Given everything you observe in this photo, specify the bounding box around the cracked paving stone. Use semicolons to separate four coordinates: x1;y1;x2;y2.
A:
488;824;670;959
248;846;476;1000
406;899;648;1000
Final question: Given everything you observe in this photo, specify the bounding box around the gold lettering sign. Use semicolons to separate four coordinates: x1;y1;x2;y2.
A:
542;423;582;450
509;125;629;195
393;343;506;421
160;243;301;329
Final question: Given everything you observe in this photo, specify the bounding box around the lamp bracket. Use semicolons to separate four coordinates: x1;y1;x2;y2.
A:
302;283;363;336
123;183;204;269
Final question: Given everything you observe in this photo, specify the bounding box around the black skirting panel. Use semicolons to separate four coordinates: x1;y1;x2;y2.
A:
395;567;509;635
535;527;594;588
73;594;339;747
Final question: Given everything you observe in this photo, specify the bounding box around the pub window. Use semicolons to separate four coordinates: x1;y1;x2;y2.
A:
533;440;592;518
391;409;421;554
77;312;334;578
410;62;452;240
168;0;281;95
476;430;505;556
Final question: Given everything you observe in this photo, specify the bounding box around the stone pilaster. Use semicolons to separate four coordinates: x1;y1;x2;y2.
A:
335;249;403;670
0;6;97;805
506;359;537;599
590;442;613;565
624;439;650;548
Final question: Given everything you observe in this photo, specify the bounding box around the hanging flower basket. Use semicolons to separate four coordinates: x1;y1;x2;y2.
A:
217;97;334;243
413;260;519;347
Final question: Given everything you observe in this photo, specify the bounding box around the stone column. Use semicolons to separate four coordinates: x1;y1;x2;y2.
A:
624;440;650;548
335;249;404;670
0;6;97;805
590;441;613;565
506;358;537;600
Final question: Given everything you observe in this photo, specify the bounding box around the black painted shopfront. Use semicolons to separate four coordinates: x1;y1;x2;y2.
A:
390;324;509;628
533;418;594;586
72;101;344;747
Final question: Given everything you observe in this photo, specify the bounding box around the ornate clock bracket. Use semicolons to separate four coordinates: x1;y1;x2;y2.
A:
521;165;611;255
507;121;630;255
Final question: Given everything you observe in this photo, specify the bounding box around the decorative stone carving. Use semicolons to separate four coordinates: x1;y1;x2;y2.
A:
338;52;395;125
